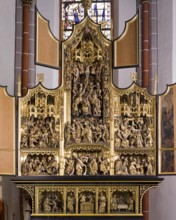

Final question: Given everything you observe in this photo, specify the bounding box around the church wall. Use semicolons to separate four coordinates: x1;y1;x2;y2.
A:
172;0;176;83
0;1;20;219
149;1;176;220
0;0;16;96
157;0;173;94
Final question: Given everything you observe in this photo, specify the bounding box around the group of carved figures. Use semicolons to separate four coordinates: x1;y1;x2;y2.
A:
65;59;110;118
70;61;110;117
65;118;109;144
114;155;154;175
21;155;59;176
114;117;154;149
40;192;63;213
65;153;109;175
72;81;102;117
39;190;135;214
120;92;152;117
20;116;60;149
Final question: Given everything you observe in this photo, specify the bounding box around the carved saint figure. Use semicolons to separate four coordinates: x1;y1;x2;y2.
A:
110;194;117;212
98;192;107;213
67;192;75;213
88;157;98;175
43;196;52;212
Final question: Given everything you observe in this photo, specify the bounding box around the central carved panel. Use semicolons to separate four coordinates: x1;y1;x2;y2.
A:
63;19;111;176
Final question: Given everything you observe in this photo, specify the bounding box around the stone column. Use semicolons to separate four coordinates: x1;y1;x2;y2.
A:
21;0;33;96
149;0;158;94
141;0;149;87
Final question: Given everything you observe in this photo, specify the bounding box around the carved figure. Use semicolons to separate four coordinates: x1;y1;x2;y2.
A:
98;192;107;213
65;122;72;143
146;160;153;175
91;93;101;116
72;97;81;116
82;122;93;143
67;192;75;213
72;64;80;83
82;98;91;115
115;159;122;175
99;158;109;175
136;131;143;148
101;124;109;142
129;160;137;175
88;157;98;175
143;127;153;148
121;159;129;175
43;197;52;212
110;194;118;212
65;158;75;175
128;197;134;212
75;156;87;175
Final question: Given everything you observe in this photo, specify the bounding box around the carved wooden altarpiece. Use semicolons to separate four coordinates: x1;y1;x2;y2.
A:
1;4;173;220
10;12;164;220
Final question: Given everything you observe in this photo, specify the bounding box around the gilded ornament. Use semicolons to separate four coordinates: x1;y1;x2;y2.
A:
81;0;92;13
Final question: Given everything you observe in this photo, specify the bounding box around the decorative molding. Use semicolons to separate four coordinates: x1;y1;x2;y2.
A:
139;185;157;213
17;185;35;213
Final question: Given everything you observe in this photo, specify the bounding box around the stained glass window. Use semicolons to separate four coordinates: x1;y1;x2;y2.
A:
62;0;112;40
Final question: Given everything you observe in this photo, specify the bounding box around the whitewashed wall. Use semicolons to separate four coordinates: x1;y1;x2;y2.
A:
0;0;15;95
149;1;176;220
0;1;20;220
157;0;173;94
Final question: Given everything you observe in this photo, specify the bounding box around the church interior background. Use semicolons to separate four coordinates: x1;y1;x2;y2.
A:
1;0;176;220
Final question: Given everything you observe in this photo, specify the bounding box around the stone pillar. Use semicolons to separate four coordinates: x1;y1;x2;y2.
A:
141;0;149;87
21;0;33;96
28;0;37;89
149;0;158;94
141;1;150;220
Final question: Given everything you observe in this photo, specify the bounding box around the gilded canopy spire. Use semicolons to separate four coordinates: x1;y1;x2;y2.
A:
81;0;92;15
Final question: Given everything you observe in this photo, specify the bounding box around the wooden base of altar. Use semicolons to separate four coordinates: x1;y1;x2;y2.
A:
12;176;163;220
29;216;144;220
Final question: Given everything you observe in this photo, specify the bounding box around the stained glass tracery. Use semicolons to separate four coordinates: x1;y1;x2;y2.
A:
62;0;112;40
